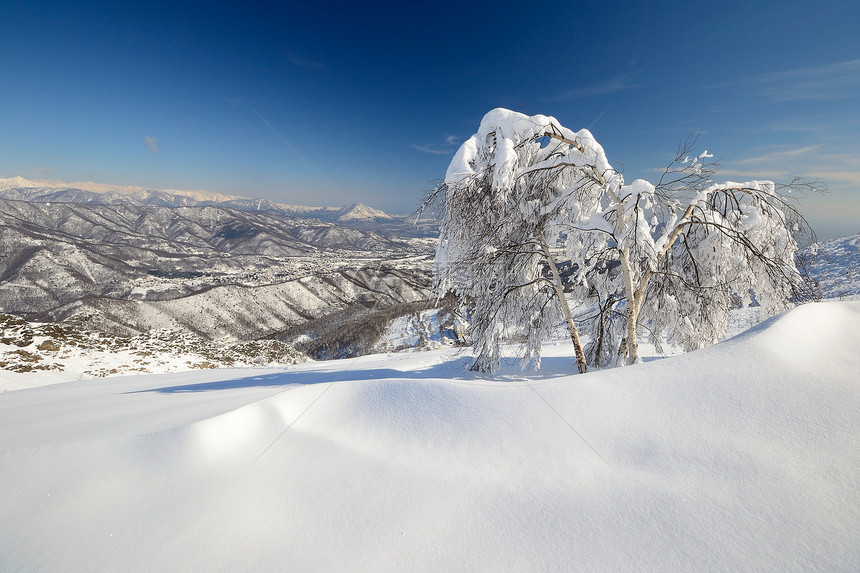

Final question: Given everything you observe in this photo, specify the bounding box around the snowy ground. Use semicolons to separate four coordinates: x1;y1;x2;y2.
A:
806;233;860;299
1;301;858;571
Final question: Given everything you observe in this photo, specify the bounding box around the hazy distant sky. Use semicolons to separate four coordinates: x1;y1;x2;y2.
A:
1;0;858;237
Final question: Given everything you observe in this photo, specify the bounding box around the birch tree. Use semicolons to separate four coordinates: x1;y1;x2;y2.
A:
432;108;813;373
431;108;615;372
567;147;813;366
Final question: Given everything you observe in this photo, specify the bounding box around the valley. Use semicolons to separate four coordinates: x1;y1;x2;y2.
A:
0;179;441;372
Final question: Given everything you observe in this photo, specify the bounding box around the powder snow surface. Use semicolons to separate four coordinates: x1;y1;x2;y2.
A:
1;302;859;571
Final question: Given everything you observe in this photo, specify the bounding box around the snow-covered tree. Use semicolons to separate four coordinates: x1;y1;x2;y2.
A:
567;141;813;366
431;109;812;373
430;108;616;372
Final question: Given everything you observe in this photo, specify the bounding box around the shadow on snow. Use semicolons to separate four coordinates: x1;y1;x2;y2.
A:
123;351;651;394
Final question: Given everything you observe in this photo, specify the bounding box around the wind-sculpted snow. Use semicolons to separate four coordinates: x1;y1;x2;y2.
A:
0;301;858;571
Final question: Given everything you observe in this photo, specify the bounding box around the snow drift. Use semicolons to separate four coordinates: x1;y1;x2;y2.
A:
1;302;858;571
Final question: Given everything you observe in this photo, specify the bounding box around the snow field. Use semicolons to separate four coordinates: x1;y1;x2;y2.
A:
0;302;858;571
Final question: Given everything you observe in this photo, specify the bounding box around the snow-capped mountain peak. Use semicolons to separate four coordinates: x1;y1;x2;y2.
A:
0;176;41;191
0;177;395;222
337;203;392;222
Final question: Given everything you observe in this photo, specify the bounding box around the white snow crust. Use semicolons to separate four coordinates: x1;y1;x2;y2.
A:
1;301;858;571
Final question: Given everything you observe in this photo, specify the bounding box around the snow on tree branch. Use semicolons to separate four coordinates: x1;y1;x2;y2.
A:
428;108;814;374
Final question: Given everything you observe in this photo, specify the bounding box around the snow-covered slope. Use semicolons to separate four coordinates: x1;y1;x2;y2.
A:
0;314;306;389
0;177;394;222
1;301;858;571
806;233;860;299
0;176;242;205
336;202;392;222
0;176;42;191
0;198;430;342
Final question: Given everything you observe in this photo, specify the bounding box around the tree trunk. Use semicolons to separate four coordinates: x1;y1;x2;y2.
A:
618;245;640;364
625;203;696;363
539;234;587;374
605;187;641;365
594;302;605;369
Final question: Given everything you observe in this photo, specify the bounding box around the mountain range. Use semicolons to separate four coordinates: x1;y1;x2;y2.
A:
0;178;435;359
0;176;394;224
3;176;856;378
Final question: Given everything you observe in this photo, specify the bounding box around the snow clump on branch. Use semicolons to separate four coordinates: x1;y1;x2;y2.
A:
431;108;811;373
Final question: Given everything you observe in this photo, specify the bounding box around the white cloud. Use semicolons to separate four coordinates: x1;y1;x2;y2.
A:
807;171;860;186
700;60;860;102
411;135;461;155
145;136;158;153
721;143;860;201
26;166;54;177
752;59;860;102
550;74;636;101
734;145;823;165
717;169;789;180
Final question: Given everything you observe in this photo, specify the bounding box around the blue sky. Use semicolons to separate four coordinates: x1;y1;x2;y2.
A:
1;0;858;237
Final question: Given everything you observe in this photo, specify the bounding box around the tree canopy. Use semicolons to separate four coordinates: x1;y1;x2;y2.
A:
431;108;813;373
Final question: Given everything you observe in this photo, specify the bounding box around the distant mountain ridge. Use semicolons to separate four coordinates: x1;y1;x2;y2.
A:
0;177;393;223
0;179;434;353
0;197;418;317
0;176;241;204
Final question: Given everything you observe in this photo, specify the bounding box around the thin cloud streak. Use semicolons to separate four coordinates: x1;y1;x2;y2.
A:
144;136;158;153
753;59;860;101
585;109;608;130
720;142;860;198
717;169;789;180
735;145;823;165
411;135;461;156
697;59;860;102
808;171;860;186
411;144;452;155
549;74;636;101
